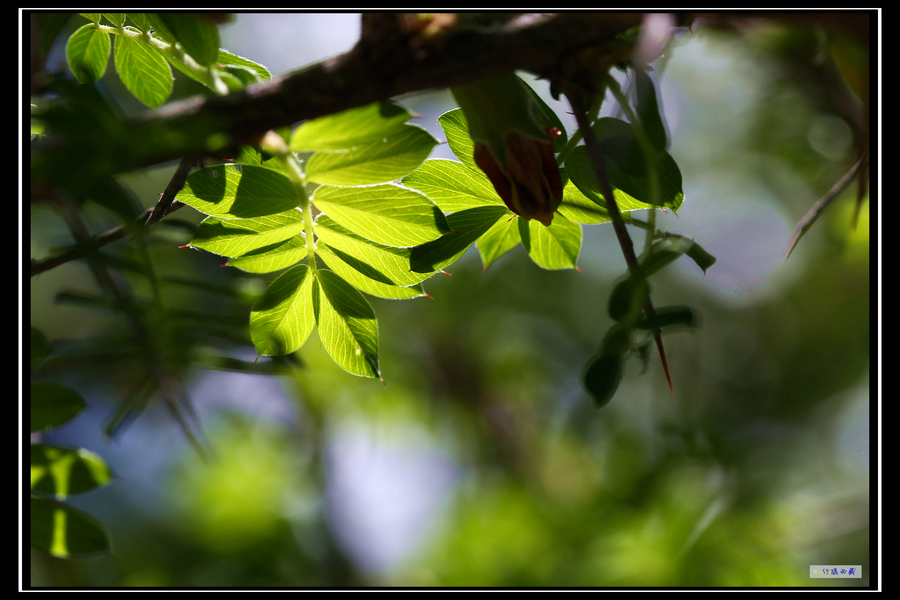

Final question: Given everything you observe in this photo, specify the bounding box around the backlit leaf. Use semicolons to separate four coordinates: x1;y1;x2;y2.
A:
409;205;509;273
66;23;110;84
312;184;450;247
189;209;305;257
113;30;173;108
291;101;413;152
178;164;301;220
401;158;504;213
305;125;437;186
313;270;380;378
250;264;316;356
31;444;112;499
519;211;582;270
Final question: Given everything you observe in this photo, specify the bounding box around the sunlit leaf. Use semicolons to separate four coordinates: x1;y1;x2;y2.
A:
291;101;413;152
409;206;509;273
66;23;110;84
31;382;86;433
519;212;581;270
189;209;305;257
312;184;451;247
305;125;437;186
178;165;301;220
438;108;478;172
31;496;110;558
226;235;308;273
476;213;521;270
113;29;173;108
250;264;316;356
313;270;380;378
314;214;438;287
316;244;428;300
401;158;504;213
31;444;112;499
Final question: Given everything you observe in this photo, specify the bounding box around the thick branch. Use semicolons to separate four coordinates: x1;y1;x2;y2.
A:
32;13;643;185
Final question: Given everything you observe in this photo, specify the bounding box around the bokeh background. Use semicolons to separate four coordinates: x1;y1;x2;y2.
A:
29;13;872;587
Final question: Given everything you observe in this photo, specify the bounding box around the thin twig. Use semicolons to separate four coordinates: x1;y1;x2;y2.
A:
566;88;674;395
784;153;865;258
30;158;197;277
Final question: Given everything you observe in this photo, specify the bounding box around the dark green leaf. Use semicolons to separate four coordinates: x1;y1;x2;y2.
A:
636;305;699;331
30;496;110;558
634;68;668;151
178;165;301;220
31;382;86;433
154;13;220;67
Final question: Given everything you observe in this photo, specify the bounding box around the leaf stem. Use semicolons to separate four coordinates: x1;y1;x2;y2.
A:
260;131;317;272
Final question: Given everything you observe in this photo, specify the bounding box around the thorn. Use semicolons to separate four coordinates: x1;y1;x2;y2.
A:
424;293;434;299
412;112;422;119
253;354;260;366
381;378;387;388
575;267;582;273
178;244;190;249
653;331;675;396
220;263;228;267
440;270;451;275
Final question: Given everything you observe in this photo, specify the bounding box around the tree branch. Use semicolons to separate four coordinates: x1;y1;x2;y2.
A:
31;13;643;186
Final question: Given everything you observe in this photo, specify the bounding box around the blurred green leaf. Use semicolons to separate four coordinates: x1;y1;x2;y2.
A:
31;496;110;558
31;327;51;371
31;444;113;499
31;382;86;433
154;13;221;67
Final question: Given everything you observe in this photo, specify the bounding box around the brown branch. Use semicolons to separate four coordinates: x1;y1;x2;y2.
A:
31;13;643;186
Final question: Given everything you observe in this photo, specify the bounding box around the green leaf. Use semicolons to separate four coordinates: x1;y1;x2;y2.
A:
557;177;614;224
477;213;521;270
409;206;509;273
66;23;110;84
154;13;220;67
634;68;668;151
305;125;437;186
291;101;413;152
583;353;623;408
31;382;86;433
226;236;308;273
438;108;478;173
102;13;126;27
636;305;699;331
315;244;428;300
312;184;451;247
216;49;272;81
401;158;504;213
608;276;650;323
314;214;438;287
314;270;380;378
565;119;684;212
113;31;173;108
519;212;582;270
518;76;568;152
31;496;110;559
178;165;301;220
31;444;112;499
250;264;316;356
189;209;306;257
638;237;696;278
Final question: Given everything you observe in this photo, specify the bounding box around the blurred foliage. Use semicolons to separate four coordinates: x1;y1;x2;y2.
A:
29;13;871;588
